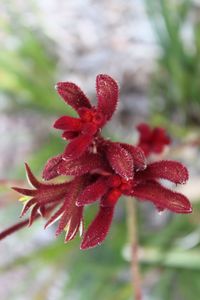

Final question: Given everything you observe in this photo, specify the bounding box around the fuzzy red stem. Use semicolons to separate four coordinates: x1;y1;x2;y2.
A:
0;219;30;241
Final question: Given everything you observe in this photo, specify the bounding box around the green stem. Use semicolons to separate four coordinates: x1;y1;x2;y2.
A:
126;197;142;300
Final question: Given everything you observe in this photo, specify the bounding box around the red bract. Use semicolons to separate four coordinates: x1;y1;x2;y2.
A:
12;164;85;241
43;151;111;180
137;123;171;156
55;74;119;159
78;174;134;249
2;74;192;251
133;160;191;213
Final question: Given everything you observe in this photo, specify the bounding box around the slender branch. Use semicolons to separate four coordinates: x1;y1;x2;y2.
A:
0;203;60;241
0;219;30;241
126;197;142;300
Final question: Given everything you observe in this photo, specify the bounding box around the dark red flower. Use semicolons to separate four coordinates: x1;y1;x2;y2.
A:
12;164;85;242
78;174;134;250
78;159;191;249
1;74;192;251
137;123;171;156
54;74;119;159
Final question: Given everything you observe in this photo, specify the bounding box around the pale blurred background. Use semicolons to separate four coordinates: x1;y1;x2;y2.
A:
1;1;200;299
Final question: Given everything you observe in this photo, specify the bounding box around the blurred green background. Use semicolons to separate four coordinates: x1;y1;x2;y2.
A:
0;0;200;299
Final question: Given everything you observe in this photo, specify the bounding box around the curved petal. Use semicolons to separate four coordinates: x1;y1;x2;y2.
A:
28;204;39;227
64;206;83;242
106;142;134;180
120;143;146;171
56;82;91;113
80;206;114;250
55;177;85;236
136;161;189;184
62;131;79;140
12;187;36;197
20;198;37;217
77;177;108;206
25;163;41;188
42;154;63;180
58;152;108;176
63;134;93;159
53;116;82;131
132;181;192;214
96;74;119;123
44;203;65;229
56;82;91;112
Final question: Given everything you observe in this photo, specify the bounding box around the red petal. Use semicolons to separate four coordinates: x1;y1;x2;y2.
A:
63;134;93;159
120;143;146;171
106;143;134;180
132;181;192;213
55;205;72;236
80;206;114;249
151;143;165;154
56;82;91;113
28;204;39;227
44;203;65;229
53;116;82;131
65;206;83;242
96;74;118;123
152;127;170;144
58;152;108;176
55;177;85;236
20;198;37;217
136;161;189;184
77;177;108;206
25;163;40;188
137;123;151;141
62;131;79;140
12;187;36;197
101;189;121;207
42;154;63;180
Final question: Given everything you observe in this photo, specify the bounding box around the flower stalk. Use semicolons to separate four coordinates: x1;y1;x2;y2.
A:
126;197;142;300
0;218;30;241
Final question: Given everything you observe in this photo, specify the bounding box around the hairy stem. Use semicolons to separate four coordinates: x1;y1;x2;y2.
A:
0;219;30;241
126;197;142;300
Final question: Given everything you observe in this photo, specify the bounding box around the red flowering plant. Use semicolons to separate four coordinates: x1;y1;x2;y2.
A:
0;74;192;250
137;123;171;157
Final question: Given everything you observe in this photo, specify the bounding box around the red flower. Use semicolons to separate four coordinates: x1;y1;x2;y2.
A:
137;123;171;156
54;74;119;159
0;74;192;251
78;159;191;249
78;174;134;250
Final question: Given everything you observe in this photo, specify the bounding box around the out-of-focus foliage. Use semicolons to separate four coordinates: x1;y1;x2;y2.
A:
1;2;200;300
146;0;200;125
0;19;72;115
0;17;73;176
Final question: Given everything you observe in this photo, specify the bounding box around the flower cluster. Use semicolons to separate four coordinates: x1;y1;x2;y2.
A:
13;74;192;249
137;123;171;156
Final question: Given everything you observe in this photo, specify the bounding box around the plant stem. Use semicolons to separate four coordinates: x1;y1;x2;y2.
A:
126;197;142;300
0;219;30;240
